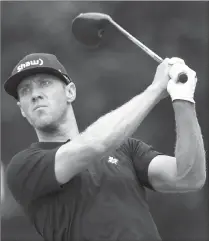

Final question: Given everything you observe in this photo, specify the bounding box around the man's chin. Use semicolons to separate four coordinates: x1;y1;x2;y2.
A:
33;120;57;133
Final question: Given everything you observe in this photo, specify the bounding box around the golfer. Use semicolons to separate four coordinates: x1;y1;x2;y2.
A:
4;53;206;241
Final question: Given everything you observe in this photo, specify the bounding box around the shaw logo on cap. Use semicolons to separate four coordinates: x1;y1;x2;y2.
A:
17;58;44;72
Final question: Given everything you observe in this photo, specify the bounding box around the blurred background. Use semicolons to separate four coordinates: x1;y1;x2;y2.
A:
1;1;208;241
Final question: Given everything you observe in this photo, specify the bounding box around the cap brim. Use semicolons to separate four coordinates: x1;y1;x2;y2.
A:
4;67;70;100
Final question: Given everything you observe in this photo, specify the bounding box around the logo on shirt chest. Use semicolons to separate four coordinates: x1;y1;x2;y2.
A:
107;156;119;165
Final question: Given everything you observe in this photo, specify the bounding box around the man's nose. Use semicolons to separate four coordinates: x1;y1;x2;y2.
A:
31;87;44;102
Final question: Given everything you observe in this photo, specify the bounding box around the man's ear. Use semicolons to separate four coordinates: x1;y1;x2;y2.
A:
65;82;76;103
17;102;26;118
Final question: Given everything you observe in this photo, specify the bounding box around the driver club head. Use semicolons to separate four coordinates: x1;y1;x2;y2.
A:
72;12;112;47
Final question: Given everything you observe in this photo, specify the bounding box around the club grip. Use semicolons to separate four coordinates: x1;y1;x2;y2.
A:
177;73;188;83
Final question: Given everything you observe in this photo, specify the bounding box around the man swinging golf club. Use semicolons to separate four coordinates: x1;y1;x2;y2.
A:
4;13;206;241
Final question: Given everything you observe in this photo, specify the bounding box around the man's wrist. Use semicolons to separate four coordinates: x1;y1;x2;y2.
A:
147;84;165;101
172;99;195;106
172;100;196;113
170;94;195;103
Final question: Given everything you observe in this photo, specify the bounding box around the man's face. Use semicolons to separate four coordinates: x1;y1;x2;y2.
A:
17;73;74;131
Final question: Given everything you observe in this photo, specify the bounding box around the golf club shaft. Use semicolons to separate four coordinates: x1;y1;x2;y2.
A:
109;18;163;63
109;18;188;83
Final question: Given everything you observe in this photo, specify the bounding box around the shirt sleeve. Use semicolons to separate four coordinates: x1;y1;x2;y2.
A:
126;138;163;190
6;147;63;206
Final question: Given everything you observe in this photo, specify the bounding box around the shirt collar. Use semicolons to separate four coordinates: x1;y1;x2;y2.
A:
30;139;70;149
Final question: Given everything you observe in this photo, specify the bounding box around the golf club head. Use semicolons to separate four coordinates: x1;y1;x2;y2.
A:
72;12;112;47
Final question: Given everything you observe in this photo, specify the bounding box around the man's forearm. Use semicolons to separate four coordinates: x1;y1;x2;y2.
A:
173;100;206;186
83;84;162;152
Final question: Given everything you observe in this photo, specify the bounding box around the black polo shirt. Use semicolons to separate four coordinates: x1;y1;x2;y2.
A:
6;138;162;241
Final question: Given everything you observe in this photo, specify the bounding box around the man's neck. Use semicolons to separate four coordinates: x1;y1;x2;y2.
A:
36;127;79;142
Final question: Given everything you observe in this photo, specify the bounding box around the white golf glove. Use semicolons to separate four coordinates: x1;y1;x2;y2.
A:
167;62;197;103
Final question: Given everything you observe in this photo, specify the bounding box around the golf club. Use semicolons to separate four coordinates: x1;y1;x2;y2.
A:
72;12;188;83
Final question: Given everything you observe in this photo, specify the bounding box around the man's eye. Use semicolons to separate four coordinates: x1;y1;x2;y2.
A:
41;80;50;87
20;87;30;95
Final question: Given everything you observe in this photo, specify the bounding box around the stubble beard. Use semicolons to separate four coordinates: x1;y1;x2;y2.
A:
32;107;68;134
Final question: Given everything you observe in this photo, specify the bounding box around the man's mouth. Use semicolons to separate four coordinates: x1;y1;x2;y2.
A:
33;105;47;111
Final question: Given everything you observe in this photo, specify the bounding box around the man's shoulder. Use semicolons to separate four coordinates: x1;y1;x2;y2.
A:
8;141;61;165
117;137;154;158
119;137;144;151
6;148;29;176
6;144;49;175
8;146;37;165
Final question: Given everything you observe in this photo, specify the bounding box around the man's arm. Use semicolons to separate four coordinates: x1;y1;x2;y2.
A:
55;84;162;184
148;64;206;193
148;101;206;192
173;101;206;183
55;59;174;184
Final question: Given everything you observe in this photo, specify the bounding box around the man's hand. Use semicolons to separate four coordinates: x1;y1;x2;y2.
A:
167;63;197;103
151;57;185;100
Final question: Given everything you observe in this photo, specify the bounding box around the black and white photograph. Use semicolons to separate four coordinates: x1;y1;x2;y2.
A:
1;1;208;241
